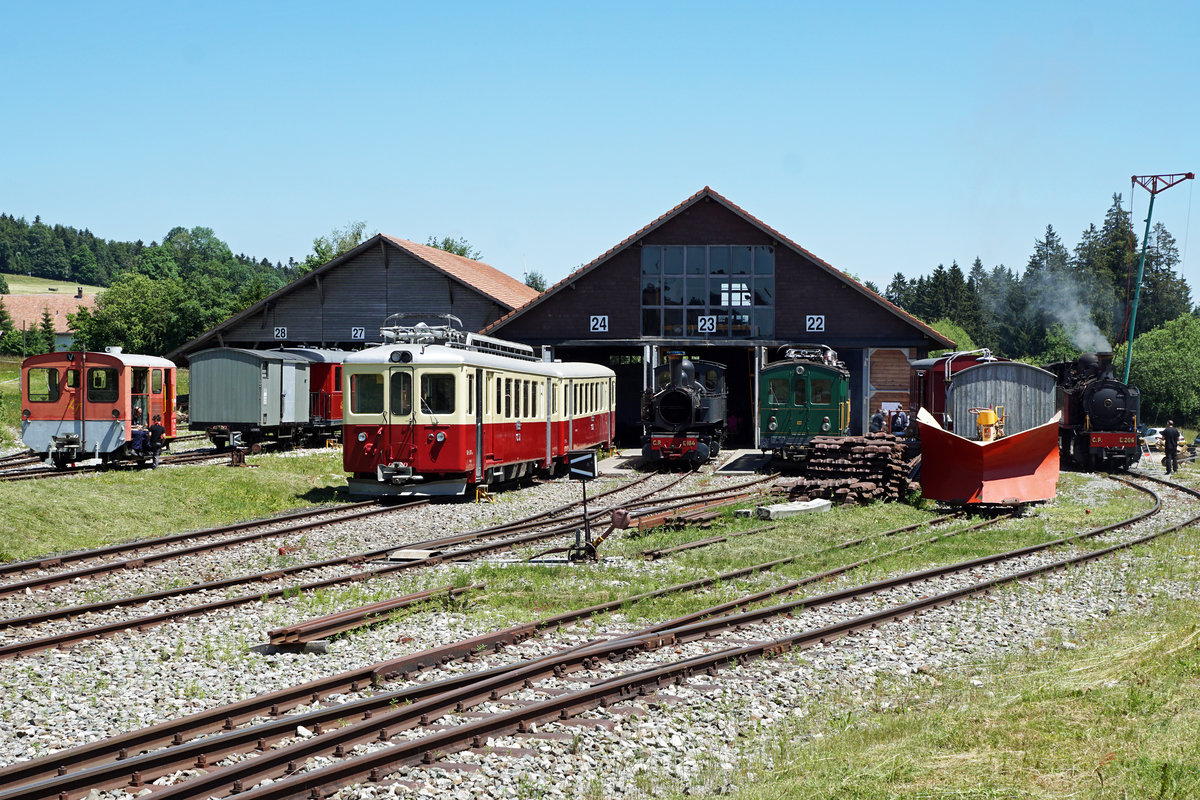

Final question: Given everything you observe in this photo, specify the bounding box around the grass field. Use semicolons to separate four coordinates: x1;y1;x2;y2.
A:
1;272;104;295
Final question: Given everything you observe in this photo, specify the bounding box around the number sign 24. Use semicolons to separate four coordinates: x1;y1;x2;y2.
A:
590;315;609;333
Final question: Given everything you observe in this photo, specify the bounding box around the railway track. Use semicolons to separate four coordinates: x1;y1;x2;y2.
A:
0;447;230;482
2;473;1183;799
0;474;773;659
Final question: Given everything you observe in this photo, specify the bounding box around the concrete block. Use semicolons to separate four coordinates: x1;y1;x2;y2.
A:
755;499;833;519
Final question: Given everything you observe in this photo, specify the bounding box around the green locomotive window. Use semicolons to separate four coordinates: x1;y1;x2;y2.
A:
350;373;384;414
810;377;833;405
767;377;790;406
87;368;119;403
27;368;60;402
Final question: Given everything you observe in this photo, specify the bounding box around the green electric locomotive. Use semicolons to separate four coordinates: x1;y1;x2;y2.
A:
759;345;852;460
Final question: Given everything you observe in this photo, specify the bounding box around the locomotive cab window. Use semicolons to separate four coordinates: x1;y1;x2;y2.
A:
350;373;384;414
420;374;454;415
767;377;790;406
27;368;60;402
87;368;119;403
151;369;163;394
810;378;833;405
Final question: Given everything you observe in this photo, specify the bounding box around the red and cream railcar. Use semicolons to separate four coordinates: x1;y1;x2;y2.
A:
20;348;177;468
342;320;615;496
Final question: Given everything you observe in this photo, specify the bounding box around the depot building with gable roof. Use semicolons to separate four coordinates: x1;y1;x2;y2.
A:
484;186;952;446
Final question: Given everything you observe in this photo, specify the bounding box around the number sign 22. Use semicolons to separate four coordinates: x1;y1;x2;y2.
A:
806;315;825;332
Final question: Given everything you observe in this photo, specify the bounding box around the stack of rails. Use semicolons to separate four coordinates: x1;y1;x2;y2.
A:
771;432;916;504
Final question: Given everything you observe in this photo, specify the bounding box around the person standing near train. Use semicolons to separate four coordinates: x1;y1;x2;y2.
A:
1162;420;1180;474
148;414;166;469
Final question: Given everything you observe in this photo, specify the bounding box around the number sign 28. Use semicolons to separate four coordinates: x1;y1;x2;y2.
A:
589;315;609;333
805;315;825;332
273;326;288;339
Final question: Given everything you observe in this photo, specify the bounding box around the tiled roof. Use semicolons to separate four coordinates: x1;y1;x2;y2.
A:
381;236;538;310
0;293;96;333
482;186;953;349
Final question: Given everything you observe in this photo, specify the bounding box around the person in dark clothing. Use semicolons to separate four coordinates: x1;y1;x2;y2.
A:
1162;420;1181;474
870;409;885;433
148;414;166;469
891;409;908;435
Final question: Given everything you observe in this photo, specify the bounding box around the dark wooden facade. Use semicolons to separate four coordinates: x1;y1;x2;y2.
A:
169;236;537;361
487;187;952;439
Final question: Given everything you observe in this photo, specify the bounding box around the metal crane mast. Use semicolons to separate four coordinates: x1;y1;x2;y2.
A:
1123;171;1195;383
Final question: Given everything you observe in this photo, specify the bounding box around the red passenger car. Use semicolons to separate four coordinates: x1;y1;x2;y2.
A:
342;316;615;496
21;348;177;468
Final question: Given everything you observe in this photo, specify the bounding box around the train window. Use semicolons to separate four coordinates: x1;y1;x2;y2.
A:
467;373;474;415
793;378;805;405
505;378;512;419
552;384;557;415
351;373;384;414
27;368;60;402
810;378;833;405
420;374;454;415
87;368;119;403
334;367;343;390
132;369;148;395
151;369;163;394
390;372;413;415
767;378;790;406
495;375;502;418
65;369;78;389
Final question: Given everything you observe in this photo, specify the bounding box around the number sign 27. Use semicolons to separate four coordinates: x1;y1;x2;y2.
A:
805;315;825;332
590;315;609;333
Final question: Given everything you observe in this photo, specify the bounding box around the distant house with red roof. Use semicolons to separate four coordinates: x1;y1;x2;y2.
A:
0;291;96;350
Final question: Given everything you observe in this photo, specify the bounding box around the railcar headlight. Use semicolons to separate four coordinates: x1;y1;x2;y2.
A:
112;409;120;418
821;416;831;431
768;416;777;431
357;432;367;443
435;431;446;443
22;409;31;419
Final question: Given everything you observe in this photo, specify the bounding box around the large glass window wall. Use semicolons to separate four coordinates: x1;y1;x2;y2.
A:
641;245;775;338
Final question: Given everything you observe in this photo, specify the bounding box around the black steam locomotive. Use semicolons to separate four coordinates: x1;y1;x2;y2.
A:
641;353;728;466
1044;352;1141;471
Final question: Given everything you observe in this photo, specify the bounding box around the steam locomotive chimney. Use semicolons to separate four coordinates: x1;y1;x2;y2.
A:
1095;352;1114;379
667;351;685;388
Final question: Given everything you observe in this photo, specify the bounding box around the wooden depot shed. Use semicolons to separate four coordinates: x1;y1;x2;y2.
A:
167;235;538;361
483;187;953;445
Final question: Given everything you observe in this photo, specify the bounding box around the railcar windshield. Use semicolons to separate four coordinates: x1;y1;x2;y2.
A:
87;368;119;403
27;368;60;402
766;377;790;406
350;373;384;414
420;374;454;415
810;377;833;405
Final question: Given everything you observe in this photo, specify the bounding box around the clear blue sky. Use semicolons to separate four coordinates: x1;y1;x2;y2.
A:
2;1;1198;291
